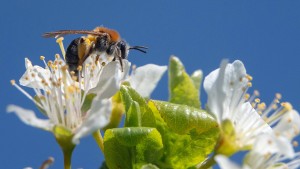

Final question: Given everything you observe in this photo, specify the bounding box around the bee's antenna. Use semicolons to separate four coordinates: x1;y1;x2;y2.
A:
129;46;148;53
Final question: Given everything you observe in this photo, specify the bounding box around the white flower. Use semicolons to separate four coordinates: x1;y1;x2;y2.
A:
127;64;167;97
273;109;300;140
216;134;300;169
203;60;272;149
8;54;130;144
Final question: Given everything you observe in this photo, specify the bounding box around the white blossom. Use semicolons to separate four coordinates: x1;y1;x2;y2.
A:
127;64;167;98
8;54;130;144
203;60;271;148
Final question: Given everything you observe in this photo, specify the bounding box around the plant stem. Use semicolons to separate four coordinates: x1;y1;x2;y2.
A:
93;130;105;153
62;148;74;169
197;154;216;169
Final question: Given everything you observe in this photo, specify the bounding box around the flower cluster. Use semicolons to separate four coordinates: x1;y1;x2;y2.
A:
7;38;300;169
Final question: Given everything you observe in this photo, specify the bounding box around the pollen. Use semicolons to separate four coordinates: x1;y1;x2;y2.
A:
101;62;106;66
244;93;250;100
55;54;60;59
246;74;253;81
247;82;252;87
276;93;282;100
10;80;16;85
254;90;260;96
77;66;82;71
46;90;51;95
56;37;64;43
56;37;66;60
281;102;293;111
257;102;266;110
40;56;45;60
293;141;299;147
255;98;261;103
67;86;76;94
47;61;53;67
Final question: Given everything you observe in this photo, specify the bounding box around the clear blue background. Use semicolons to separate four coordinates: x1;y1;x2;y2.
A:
1;1;300;168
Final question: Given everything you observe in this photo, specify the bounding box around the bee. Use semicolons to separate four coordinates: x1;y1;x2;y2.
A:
43;26;147;75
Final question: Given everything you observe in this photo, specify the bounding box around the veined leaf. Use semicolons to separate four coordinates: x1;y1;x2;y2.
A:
104;127;163;169
149;100;219;168
169;56;201;108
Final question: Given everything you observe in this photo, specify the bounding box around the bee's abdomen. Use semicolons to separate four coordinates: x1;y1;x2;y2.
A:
66;38;80;75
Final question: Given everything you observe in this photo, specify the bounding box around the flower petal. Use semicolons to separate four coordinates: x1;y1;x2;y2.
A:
215;155;242;169
203;60;228;122
234;102;272;145
72;97;112;144
129;64;167;97
89;61;130;98
20;58;51;90
7;105;53;131
252;134;294;158
203;60;247;122
273;109;300;140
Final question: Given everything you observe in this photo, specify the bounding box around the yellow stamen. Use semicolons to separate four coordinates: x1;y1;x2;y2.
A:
293;141;298;147
257;102;266;110
244;93;250;100
246;74;253;81
48;61;53;67
67;86;76;94
247;82;252;87
10;80;16;85
281;102;293;111
276;93;282;100
40;56;45;60
55;54;60;59
56;37;66;60
255;98;261;103
254;90;260;96
77;66;82;71
46;90;51;95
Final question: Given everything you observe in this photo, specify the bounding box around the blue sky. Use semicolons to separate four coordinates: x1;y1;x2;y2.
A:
1;1;300;168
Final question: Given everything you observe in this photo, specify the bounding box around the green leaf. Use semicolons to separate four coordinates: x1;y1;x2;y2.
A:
190;70;203;97
81;93;96;113
120;85;156;127
169;56;201;108
103;91;125;130
104;127;163;169
149;100;220;169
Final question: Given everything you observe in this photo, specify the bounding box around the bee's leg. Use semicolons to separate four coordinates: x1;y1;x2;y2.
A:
111;46;123;72
116;48;124;72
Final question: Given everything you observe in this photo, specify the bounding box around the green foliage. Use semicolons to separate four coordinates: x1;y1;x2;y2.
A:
169;56;202;108
103;127;163;169
149;101;220;169
120;85;156;127
101;57;220;169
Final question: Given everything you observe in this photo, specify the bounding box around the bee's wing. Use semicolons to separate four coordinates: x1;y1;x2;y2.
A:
42;30;103;38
